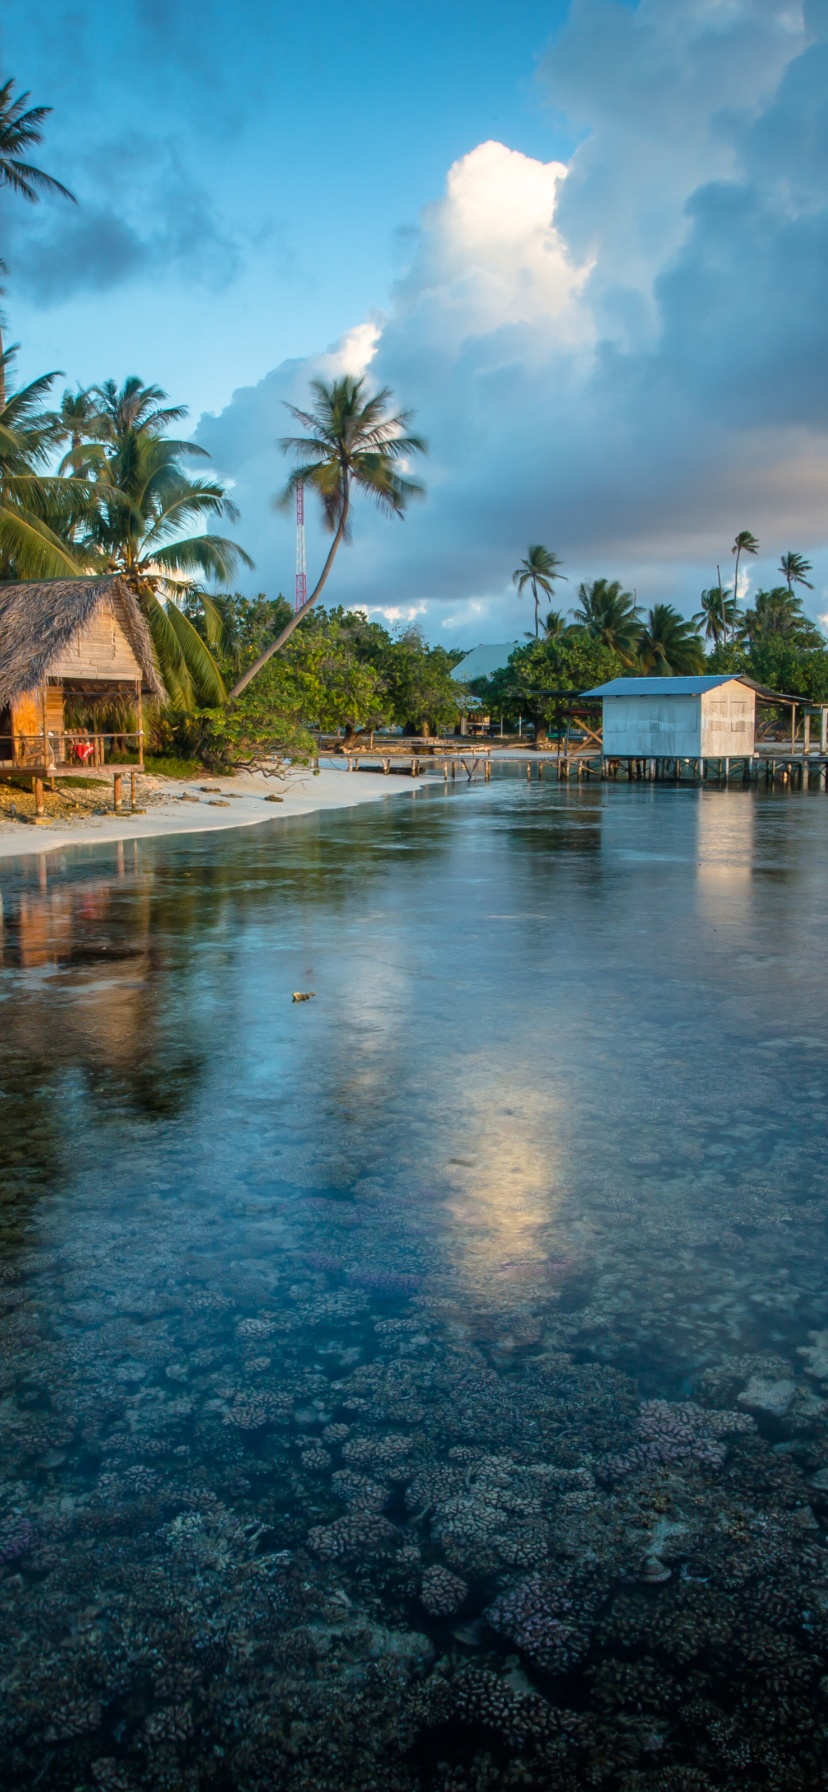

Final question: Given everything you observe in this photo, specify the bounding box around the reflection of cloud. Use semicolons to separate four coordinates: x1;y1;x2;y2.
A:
695;795;756;926
434;1071;564;1299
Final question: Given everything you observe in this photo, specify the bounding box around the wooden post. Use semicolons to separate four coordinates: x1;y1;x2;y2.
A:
443;762;449;780
821;707;828;755
137;683;144;770
526;761;531;780
113;772;122;812
538;760;544;779
33;776;44;816
40;683;49;768
130;769;136;810
791;704;797;755
804;713;811;757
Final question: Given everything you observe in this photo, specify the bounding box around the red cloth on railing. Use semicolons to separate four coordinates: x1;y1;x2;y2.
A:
72;742;95;763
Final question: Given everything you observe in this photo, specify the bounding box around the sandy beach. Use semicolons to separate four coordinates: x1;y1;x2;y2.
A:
0;761;426;861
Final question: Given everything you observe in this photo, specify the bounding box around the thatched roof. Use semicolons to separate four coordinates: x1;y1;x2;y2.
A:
0;576;164;706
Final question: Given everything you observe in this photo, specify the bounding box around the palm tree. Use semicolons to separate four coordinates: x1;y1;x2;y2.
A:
693;585;739;646
58;386;99;455
740;587;822;649
228;375;426;700
68;377;253;707
0;350;88;577
573;578;640;661
637;604;705;675
779;551;813;593
513;546;567;640
0;79;75;406
539;608;570;640
731;530;759;608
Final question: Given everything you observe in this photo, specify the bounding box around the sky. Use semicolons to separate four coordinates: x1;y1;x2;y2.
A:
2;0;828;644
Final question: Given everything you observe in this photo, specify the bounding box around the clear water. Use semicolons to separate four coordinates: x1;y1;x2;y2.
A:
1;775;828;1791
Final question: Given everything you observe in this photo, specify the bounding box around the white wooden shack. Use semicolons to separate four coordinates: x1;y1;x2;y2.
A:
582;675;757;761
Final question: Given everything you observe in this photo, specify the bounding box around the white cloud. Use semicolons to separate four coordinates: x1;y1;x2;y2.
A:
198;0;828;643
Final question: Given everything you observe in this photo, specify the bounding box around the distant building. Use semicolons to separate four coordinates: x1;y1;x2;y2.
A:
582;675;756;759
451;642;520;684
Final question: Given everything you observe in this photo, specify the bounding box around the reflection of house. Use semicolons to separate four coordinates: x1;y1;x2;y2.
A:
583;675;757;759
0;576;162;769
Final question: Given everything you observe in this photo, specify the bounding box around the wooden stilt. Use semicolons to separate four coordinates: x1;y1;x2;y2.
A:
113;772;123;813
33;776;44;816
130;769;136;810
137;683;144;770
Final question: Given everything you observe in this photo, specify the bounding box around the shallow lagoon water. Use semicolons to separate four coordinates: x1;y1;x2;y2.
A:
1;774;828;1791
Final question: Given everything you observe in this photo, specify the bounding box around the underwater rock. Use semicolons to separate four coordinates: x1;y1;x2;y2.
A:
738;1375;797;1419
799;1331;828;1382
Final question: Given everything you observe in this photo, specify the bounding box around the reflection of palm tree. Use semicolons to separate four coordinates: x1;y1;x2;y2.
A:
513;546;567;640
573;578;640;661
230;376;426;698
779;551;813;593
731;529;759;607
0;78;76;405
638;604;705;674
693;586;738;646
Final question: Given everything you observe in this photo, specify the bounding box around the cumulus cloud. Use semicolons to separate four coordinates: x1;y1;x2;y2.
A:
197;0;828;638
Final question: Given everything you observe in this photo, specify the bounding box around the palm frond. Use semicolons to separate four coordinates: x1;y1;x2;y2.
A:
162;598;227;704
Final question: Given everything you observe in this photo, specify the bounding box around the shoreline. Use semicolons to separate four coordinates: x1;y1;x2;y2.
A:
0;762;425;862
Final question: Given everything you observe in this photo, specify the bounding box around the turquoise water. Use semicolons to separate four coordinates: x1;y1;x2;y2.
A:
1;775;828;1790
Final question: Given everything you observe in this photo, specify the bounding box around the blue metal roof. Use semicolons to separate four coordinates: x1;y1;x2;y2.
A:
451;641;520;683
582;676;749;698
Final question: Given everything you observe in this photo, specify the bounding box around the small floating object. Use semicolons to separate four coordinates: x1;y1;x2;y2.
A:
264;794;284;803
292;991;316;1002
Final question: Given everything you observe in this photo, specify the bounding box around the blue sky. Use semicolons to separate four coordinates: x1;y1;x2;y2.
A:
2;1;827;644
1;0;575;409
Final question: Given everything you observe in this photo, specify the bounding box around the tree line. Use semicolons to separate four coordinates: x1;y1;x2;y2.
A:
494;540;827;742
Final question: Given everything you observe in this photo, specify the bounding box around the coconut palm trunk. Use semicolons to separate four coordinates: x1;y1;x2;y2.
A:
229;489;350;699
228;374;425;702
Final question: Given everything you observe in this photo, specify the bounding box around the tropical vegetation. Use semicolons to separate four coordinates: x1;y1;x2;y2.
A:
229;375;427;698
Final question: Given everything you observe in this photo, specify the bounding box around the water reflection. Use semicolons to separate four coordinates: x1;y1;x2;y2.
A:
1;781;828;1790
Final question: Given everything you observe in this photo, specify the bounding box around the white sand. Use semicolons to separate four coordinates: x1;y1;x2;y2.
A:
0;762;427;861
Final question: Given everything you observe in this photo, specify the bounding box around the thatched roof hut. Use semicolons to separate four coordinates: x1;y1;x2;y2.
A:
0;576;163;770
0;576;163;708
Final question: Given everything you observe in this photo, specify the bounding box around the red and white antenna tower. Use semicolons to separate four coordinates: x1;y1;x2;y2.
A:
295;480;307;614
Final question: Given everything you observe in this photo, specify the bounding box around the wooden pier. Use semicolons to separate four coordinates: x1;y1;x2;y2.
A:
320;744;828;787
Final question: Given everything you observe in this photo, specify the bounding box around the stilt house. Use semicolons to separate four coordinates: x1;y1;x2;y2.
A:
582;675;757;760
0;577;162;770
